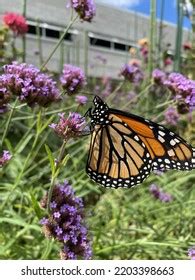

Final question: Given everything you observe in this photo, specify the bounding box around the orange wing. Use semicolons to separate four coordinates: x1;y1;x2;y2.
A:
86;95;195;189
115;113;195;172
87;114;153;188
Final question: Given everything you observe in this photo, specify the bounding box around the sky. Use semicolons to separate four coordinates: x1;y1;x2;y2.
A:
96;0;192;29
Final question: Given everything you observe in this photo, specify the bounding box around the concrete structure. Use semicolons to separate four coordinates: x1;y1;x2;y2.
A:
0;0;191;78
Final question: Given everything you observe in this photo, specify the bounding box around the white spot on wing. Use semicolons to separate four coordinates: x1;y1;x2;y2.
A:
168;149;175;156
158;135;165;143
170;139;176;146
159;131;165;136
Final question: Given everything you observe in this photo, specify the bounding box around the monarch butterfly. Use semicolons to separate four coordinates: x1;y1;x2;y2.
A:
86;95;195;188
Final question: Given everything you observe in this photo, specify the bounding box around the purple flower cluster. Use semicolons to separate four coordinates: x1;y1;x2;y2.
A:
152;69;195;113
120;64;144;84
149;184;173;203
164;73;191;96
164;106;180;126
0;62;60;107
163;71;194;111
152;69;166;85
188;246;195;260
75;95;88;105
71;0;96;22
60;64;86;95
50;112;86;140
0;150;12;167
40;180;92;260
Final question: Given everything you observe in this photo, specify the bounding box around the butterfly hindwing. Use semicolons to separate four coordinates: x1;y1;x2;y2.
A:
111;109;195;172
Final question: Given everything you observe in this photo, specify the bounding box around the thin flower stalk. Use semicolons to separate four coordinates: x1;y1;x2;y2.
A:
40;15;78;70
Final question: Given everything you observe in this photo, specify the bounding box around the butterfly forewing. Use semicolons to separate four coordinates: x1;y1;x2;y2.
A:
87;114;153;188
115;111;195;171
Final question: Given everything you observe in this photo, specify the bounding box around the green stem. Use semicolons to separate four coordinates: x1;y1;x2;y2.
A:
84;31;89;77
36;19;43;67
59;30;65;73
122;83;151;111
1;97;19;148
148;0;156;77
40;15;78;70
11;36;17;60
174;0;184;71
96;240;180;255
106;81;125;104
47;140;67;212
22;0;27;62
158;0;165;56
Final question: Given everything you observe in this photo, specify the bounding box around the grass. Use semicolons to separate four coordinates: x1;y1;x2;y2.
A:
0;90;195;260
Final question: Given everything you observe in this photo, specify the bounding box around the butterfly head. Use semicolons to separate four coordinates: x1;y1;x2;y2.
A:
89;96;109;126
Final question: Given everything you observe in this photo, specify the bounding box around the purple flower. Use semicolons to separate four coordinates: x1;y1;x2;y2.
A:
120;64;144;84
159;192;173;202
0;76;12;113
53;211;61;218
63;234;70;242
50;112;86;140
188;246;195;260
0;105;9;114
50;201;57;209
164;106;179;126
152;69;166;85
0;150;12;167
55;226;63;236
149;184;160;199
164;73;195;112
185;89;195;111
75;95;88;105
40;217;49;225
149;184;173;203
71;0;96;22
40;180;92;260
0;62;60;107
60;64;86;95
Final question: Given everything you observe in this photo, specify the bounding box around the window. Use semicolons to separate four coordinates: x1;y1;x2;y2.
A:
63;33;72;41
27;22;73;41
45;28;72;41
28;24;42;36
114;42;127;51
45;28;60;39
90;37;111;49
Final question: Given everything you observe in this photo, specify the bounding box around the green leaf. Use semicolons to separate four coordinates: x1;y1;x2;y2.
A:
30;193;43;219
4;138;13;153
40;115;54;134
36;110;42;133
45;144;55;175
16;134;34;153
61;153;70;167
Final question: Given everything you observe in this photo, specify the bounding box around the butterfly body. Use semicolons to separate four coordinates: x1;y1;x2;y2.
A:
86;96;195;188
